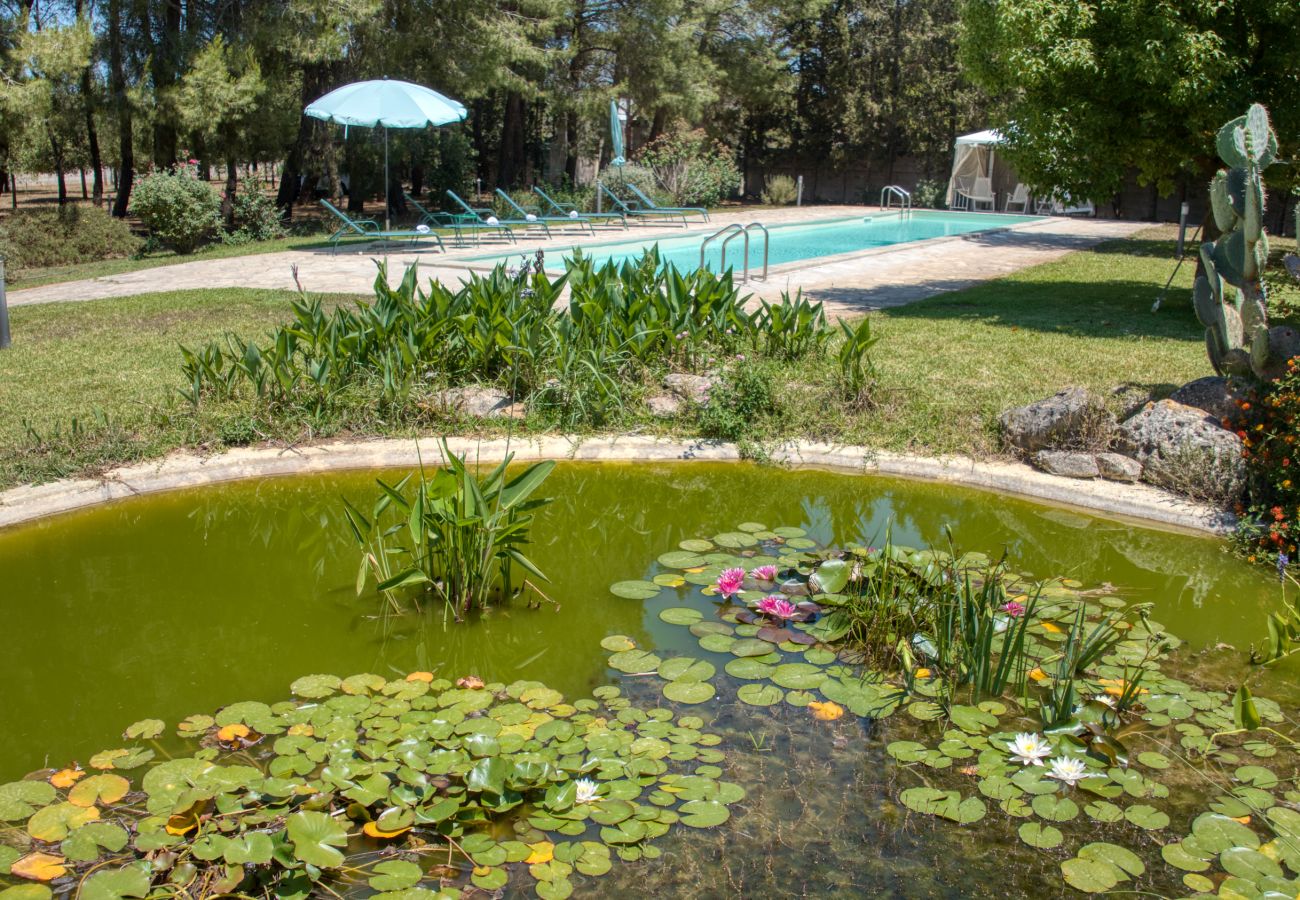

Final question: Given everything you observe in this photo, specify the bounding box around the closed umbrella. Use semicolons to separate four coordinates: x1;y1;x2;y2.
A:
305;78;467;230
609;99;626;167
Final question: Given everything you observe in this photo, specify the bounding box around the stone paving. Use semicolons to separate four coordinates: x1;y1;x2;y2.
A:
8;206;1146;314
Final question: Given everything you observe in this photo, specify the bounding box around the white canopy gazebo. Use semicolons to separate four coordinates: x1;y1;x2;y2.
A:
945;129;1010;209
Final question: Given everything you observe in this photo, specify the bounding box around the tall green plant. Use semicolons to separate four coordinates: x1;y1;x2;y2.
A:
342;441;555;618
1193;103;1300;381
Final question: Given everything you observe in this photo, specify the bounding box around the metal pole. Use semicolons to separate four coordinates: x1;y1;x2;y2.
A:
0;257;10;349
1176;202;1189;258
383;127;390;232
796;175;803;207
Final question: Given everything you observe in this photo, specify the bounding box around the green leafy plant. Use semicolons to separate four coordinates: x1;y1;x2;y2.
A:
343;440;555;617
696;360;777;446
222;184;285;244
131;168;223;253
836;317;880;404
636;128;740;207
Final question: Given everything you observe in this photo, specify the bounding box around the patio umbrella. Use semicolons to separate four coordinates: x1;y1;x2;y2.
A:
609;99;626;167
305;77;467;230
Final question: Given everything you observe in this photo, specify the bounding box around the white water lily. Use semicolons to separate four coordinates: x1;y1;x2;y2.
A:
1007;732;1052;766
574;778;600;804
1092;693;1117;709
1046;755;1098;786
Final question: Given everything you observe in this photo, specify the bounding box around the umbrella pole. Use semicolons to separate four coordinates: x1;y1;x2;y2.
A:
384;126;390;232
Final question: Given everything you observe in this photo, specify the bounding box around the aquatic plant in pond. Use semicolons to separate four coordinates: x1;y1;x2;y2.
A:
343;441;554;616
0;672;743;900
606;519;1300;895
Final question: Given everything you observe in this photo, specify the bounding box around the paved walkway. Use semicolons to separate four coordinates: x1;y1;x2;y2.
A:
8;207;1146;312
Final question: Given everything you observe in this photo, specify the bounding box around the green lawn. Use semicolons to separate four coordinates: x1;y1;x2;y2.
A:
0;227;1227;490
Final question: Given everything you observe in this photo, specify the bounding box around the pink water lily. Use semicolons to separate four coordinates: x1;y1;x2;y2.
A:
716;567;746;597
750;565;778;582
1001;600;1027;618
756;595;798;619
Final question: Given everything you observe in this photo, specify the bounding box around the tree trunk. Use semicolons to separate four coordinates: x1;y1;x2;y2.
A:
50;129;68;205
80;167;88;199
110;0;134;217
497;91;526;188
75;0;104;205
276;64;331;220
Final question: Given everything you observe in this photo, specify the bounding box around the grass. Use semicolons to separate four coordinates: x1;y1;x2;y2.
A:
0;226;1247;491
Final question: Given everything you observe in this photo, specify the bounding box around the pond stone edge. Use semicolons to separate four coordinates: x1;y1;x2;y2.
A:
0;436;1236;535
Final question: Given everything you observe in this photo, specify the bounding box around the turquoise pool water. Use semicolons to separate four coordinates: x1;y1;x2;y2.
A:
468;210;1038;273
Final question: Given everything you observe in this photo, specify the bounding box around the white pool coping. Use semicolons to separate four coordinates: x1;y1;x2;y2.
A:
0;436;1234;536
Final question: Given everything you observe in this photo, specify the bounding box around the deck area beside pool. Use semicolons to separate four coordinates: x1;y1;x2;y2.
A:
8;205;1145;314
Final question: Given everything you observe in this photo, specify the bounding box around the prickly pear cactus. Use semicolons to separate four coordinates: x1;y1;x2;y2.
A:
1193;104;1300;381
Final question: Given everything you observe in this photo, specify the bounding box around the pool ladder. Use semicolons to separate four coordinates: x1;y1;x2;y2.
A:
880;185;912;213
700;222;769;282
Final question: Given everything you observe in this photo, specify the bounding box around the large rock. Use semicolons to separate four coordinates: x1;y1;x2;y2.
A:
1169;376;1244;424
431;386;522;419
1116;399;1245;498
1031;450;1100;479
1095;452;1142;483
646;394;683;418
999;388;1091;452
663;373;714;405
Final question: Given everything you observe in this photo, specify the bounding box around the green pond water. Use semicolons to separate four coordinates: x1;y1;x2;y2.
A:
1;462;1295;897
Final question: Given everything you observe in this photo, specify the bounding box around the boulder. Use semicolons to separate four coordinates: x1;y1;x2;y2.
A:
1169;376;1244;424
1116;399;1245;498
646;394;683;418
431;386;521;419
1095;452;1142;483
999;388;1091;452
663;373;714;405
1031;450;1100;479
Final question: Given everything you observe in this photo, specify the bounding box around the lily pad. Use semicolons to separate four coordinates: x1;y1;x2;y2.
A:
659;607;703;626
736;684;783;706
1018;822;1063;849
368;860;424;891
1060;857;1120;893
608;649;662;673
610;580;660;600
286;810;348;868
290;674;341;699
678;800;730;827
600;635;636;652
659;657;716;683
662;682;715;704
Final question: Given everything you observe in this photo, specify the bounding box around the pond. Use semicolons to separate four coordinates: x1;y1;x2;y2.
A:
1;462;1295;897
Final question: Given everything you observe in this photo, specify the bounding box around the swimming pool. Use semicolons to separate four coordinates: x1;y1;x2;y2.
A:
467;209;1038;273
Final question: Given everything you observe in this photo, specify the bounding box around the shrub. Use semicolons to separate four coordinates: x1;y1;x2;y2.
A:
131;169;222;253
912;178;947;209
599;163;663;204
1230;362;1300;562
696;359;778;445
761;175;798;206
636;129;740;207
223;185;285;244
0;206;141;276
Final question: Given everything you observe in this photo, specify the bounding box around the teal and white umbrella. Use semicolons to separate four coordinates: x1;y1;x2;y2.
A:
306;78;467;229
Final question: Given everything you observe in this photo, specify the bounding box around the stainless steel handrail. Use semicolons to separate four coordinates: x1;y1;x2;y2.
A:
880;185;912;213
700;223;742;271
720;228;750;280
702;221;769;281
744;222;769;280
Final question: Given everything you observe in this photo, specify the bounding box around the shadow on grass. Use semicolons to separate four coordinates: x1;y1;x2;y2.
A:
870;277;1202;342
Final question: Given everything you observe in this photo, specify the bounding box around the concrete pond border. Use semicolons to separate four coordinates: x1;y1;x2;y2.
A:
0;435;1235;536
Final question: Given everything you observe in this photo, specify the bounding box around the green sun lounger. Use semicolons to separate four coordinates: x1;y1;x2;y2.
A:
598;185;689;227
494;189;595;235
532;186;627;229
320;200;446;255
626;184;709;222
402;192;515;246
446;190;551;238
